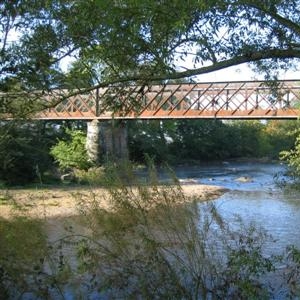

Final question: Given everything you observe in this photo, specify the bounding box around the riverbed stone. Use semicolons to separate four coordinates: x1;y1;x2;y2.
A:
235;176;253;183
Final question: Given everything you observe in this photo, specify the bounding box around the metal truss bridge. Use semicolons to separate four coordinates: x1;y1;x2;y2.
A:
9;80;300;120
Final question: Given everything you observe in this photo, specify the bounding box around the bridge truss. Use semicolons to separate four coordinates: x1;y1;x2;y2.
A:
11;80;300;119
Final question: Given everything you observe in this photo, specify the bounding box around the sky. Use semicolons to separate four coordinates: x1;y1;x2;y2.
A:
176;50;300;83
195;64;300;82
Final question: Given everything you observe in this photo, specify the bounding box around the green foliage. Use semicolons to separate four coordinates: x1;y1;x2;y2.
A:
74;167;106;185
1;0;300;117
226;121;266;158
0;119;295;186
0;121;58;185
263;120;300;158
0;216;46;269
128;119;297;163
278;121;300;180
284;245;300;298
0;201;75;299
173;119;232;160
0;216;47;298
128;120;177;163
0;165;300;298
280;130;300;177
50;129;91;171
66;164;300;298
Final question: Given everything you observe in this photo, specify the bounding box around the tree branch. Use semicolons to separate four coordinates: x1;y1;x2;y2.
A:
166;48;300;80
241;1;300;36
44;47;300;108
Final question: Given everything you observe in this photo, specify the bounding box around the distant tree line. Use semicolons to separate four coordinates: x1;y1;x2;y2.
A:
0;119;298;185
128;119;299;164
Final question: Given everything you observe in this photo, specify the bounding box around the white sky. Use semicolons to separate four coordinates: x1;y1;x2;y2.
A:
176;50;300;82
195;64;300;82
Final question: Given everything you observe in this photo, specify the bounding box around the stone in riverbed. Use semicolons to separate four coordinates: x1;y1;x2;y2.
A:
179;178;199;184
235;176;253;183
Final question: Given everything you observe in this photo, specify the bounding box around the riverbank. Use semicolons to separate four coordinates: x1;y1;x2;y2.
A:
0;184;228;220
1;162;299;299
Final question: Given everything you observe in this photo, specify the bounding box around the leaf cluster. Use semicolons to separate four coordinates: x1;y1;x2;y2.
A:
128;119;299;163
0;121;57;185
50;128;91;171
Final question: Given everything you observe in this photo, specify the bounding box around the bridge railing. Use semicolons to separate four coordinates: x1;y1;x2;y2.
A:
2;80;300;119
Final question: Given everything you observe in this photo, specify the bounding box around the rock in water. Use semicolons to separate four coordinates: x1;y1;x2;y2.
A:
235;176;253;183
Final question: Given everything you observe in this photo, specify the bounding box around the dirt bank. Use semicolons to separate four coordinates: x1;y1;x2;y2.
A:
0;184;228;219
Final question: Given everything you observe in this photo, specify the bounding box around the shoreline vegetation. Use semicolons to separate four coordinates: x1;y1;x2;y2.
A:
1;119;298;186
133;156;281;170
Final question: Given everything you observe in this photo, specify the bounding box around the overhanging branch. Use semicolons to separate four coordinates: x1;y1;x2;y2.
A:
241;1;300;36
20;48;300;110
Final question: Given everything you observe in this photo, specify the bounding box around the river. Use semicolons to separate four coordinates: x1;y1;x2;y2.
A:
155;161;300;252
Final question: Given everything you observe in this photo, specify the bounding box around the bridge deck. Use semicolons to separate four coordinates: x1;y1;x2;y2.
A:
3;80;300;120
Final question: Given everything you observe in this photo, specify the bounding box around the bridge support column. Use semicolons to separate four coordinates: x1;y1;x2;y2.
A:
86;120;101;164
86;120;128;164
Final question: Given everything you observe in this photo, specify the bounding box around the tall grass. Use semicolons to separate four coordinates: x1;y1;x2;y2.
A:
1;163;300;299
70;163;300;299
0;216;47;299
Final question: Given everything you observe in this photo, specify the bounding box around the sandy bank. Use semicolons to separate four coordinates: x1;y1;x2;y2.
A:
0;184;228;219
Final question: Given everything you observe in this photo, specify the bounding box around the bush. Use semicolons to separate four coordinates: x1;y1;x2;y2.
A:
74;167;106;185
128;119;298;163
65;165;300;298
50;129;91;171
0;216;47;298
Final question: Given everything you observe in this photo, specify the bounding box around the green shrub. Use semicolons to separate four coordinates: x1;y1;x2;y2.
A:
1;165;300;298
50;129;91;171
0;216;47;298
74;167;106;185
128;119;298;163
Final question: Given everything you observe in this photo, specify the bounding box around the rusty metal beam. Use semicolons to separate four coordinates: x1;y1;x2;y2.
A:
1;80;300;120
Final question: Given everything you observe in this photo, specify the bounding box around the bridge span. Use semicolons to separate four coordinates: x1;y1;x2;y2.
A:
37;80;300;120
2;80;300;163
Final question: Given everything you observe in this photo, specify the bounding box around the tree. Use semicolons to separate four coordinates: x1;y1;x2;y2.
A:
0;121;59;185
280;125;300;177
1;0;300;112
128;120;177;163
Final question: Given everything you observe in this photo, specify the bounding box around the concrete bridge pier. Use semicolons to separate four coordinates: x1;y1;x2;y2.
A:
86;120;128;164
